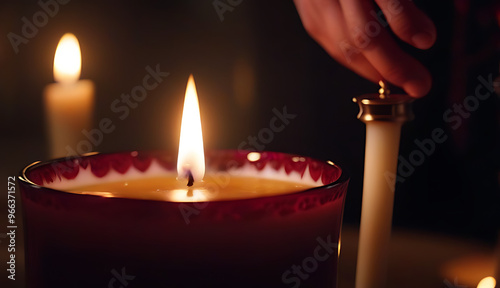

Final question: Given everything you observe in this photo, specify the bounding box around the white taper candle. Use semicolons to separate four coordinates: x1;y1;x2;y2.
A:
44;33;94;158
354;82;413;288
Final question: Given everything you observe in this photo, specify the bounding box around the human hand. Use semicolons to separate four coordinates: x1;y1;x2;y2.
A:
293;0;436;97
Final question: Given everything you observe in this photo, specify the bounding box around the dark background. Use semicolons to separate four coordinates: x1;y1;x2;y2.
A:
0;0;498;255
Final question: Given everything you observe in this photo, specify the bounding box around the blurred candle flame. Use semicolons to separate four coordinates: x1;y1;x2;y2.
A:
177;74;205;183
53;33;81;84
477;276;496;288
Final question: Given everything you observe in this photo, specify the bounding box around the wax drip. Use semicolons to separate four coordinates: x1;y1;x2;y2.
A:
187;170;194;187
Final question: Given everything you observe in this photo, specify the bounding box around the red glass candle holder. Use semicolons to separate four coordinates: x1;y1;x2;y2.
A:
18;150;348;288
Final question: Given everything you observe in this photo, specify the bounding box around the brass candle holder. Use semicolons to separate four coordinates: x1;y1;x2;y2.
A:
353;81;414;123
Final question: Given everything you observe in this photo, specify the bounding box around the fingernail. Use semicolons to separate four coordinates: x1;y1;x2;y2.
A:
411;32;434;49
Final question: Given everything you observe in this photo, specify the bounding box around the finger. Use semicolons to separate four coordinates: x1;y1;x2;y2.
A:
361;37;432;97
294;0;382;82
338;0;432;97
376;0;436;49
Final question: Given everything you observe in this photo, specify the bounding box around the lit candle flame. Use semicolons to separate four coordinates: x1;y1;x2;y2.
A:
53;33;81;84
477;276;496;288
177;74;205;184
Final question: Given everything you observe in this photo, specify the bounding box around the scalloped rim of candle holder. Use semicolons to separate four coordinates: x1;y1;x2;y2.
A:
19;150;347;202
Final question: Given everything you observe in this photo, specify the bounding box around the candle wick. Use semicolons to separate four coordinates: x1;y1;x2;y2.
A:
378;80;390;99
186;188;193;197
187;170;194;187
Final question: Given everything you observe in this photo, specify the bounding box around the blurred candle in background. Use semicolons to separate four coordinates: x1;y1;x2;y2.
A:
44;33;94;158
